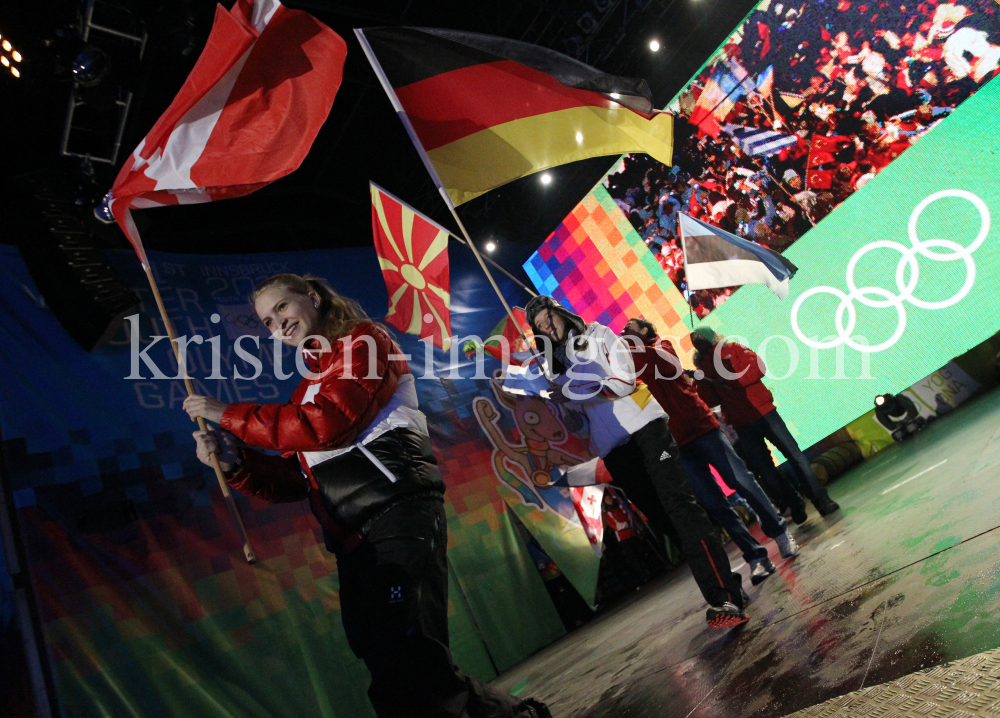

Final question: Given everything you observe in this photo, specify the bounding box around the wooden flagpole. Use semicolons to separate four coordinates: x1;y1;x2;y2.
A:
142;265;256;564
356;30;537;352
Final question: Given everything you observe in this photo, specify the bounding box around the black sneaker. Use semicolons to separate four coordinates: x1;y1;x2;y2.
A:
706;602;750;629
523;697;553;718
791;506;809;524
815;498;840;516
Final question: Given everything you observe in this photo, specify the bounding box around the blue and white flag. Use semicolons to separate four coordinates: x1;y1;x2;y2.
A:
756;65;774;96
679;213;798;299
723;123;797;157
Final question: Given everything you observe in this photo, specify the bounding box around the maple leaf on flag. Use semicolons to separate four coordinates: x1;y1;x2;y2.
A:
370;182;452;350
108;0;346;265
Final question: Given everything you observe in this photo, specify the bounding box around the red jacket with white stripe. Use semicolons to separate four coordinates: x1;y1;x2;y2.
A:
223;322;408;454
219;323;443;534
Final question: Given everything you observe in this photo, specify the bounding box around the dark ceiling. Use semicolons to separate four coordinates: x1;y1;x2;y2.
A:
3;0;758;276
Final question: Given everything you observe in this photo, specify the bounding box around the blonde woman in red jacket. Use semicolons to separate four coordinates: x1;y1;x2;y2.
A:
184;274;549;718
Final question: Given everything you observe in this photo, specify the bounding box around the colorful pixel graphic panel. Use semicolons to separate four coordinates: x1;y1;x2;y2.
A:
524;184;695;358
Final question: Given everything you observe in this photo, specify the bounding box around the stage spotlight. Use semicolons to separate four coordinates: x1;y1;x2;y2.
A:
874;392;925;441
11;66;18;78
610;92;620;99
72;47;110;87
575;132;583;143
485;241;496;253
12;50;21;62
2;40;10;52
0;56;7;67
649;39;660;52
540;172;552;185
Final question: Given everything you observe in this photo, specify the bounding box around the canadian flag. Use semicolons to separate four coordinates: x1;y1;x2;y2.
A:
109;0;346;265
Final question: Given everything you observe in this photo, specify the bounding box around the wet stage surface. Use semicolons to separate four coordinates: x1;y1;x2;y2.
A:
491;388;1000;717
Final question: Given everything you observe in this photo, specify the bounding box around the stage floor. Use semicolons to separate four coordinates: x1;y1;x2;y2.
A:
491;386;1000;718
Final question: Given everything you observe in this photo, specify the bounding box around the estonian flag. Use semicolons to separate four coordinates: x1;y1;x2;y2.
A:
679;213;798;299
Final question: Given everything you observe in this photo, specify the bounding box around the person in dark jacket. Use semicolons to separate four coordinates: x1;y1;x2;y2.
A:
690;326;840;520
623;318;801;585
183;273;550;718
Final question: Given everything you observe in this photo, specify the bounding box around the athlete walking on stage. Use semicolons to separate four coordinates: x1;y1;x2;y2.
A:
622;318;801;586
509;296;749;628
184;273;550;718
690;326;840;521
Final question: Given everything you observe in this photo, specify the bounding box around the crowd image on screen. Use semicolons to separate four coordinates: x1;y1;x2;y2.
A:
605;0;1000;317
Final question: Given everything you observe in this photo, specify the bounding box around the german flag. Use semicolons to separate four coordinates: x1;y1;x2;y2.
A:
356;27;674;206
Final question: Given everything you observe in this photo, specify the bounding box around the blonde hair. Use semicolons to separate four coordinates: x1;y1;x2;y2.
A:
251;273;373;342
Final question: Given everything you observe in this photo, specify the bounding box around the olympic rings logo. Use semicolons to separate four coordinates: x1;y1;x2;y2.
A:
790;190;990;354
226;314;259;328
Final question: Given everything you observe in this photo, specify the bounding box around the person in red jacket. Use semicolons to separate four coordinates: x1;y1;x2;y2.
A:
622;319;800;584
183;274;550;718
690;326;840;519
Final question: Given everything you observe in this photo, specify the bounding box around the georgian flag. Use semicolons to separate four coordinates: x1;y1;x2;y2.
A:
679;212;798;299
567;457;611;557
109;0;346;265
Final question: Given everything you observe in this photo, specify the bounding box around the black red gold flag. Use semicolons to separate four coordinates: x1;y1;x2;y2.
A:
356;27;674;206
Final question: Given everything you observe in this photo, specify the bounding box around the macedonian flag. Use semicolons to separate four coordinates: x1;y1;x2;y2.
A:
356;27;674;206
370;182;452;350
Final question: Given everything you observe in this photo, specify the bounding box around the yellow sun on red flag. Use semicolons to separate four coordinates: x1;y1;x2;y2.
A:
370;182;452;350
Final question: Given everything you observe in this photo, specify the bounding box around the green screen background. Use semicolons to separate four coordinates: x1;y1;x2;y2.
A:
700;75;1000;450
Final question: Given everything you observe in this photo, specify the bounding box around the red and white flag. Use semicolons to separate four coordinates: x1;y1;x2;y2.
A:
370;182;452;350
570;484;606;558
567;457;612;557
109;0;346;265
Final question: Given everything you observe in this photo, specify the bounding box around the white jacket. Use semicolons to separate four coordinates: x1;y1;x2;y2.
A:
503;323;665;458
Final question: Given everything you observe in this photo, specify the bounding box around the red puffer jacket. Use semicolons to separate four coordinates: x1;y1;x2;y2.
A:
220;323;444;539
222;322;408;453
694;342;776;427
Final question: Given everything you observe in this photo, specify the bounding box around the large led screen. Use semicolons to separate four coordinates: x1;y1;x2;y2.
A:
704;77;1000;450
598;0;1000;315
526;0;1000;450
